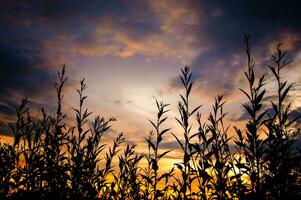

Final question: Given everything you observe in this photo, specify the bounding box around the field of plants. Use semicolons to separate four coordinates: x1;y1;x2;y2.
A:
1;36;300;199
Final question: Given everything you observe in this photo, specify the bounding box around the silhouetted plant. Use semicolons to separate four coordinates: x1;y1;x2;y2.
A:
113;144;143;199
172;66;201;199
206;95;233;200
235;34;267;199
42;65;69;198
8;97;30;196
232;127;249;199
263;44;301;199
143;100;174;199
189;112;213;200
67;78;95;198
1;36;301;200
0;142;17;198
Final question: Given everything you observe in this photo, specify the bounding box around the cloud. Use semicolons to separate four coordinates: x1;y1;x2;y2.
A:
0;36;76;137
160;141;180;150
1;0;301;151
10;0;208;62
0;37;58;124
161;0;301;101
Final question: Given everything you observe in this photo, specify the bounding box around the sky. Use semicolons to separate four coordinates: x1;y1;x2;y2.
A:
1;0;301;155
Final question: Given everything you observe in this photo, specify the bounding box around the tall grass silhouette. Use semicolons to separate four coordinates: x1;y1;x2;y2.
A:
0;36;301;199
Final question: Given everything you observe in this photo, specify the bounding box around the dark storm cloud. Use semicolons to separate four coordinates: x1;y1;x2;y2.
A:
189;0;301;97
0;36;56;111
191;52;245;98
0;0;159;44
0;39;52;93
201;0;301;49
0;37;57;137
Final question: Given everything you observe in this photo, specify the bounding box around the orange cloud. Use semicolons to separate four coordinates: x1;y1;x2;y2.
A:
40;0;210;65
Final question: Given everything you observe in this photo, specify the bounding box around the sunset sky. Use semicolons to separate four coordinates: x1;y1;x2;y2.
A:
1;0;301;156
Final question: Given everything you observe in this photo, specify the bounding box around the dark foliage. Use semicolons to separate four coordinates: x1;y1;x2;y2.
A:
0;36;301;199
